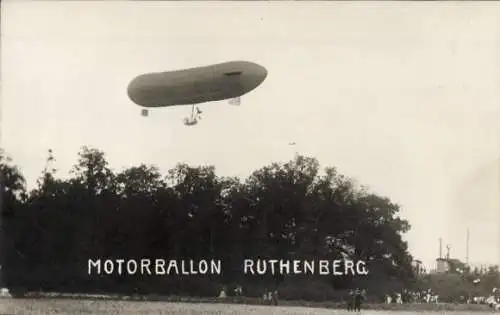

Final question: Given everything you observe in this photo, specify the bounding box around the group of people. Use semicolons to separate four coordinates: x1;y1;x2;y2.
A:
262;289;279;305
217;284;499;312
382;287;500;311
385;289;439;304
218;285;279;305
346;288;365;312
473;289;500;311
217;285;242;299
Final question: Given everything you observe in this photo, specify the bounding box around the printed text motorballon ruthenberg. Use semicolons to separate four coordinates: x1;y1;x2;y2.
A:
87;259;369;276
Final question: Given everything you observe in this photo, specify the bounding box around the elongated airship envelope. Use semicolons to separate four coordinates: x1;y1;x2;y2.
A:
127;61;268;107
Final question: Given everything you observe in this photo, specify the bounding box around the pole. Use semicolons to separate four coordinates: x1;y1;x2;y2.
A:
439;238;442;259
498;147;500;268
0;169;3;286
466;228;470;265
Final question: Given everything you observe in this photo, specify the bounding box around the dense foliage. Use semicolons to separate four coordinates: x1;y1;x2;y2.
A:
1;147;415;299
418;265;500;302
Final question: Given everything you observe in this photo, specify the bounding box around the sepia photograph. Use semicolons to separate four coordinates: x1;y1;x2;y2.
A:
1;1;499;314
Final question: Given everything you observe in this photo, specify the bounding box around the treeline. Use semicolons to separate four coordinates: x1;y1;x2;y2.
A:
1;147;415;300
419;268;500;302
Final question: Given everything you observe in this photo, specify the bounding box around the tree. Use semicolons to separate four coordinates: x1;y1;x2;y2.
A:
0;149;27;294
1;149;416;299
0;149;27;215
70;146;116;195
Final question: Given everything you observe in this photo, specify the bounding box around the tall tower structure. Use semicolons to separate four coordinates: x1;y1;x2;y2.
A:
439;238;443;259
466;228;470;265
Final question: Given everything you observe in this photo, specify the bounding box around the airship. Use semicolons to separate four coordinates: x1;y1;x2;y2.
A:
127;61;267;126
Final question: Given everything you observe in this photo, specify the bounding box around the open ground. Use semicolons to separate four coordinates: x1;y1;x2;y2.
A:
0;298;495;315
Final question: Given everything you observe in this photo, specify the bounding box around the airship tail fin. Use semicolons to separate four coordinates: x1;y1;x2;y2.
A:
229;97;241;106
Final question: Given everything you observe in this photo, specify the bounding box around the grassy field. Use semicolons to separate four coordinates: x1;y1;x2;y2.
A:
0;298;496;315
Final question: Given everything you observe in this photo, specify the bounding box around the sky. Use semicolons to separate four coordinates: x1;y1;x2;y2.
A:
2;2;500;269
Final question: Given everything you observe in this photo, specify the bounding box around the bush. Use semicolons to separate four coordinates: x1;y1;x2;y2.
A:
278;279;341;301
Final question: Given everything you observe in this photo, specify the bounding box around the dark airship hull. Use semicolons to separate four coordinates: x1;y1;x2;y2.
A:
127;61;267;108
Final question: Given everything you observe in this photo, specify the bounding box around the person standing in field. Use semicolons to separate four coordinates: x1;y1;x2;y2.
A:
347;290;354;311
218;286;227;298
271;290;279;306
353;288;365;312
262;288;269;304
